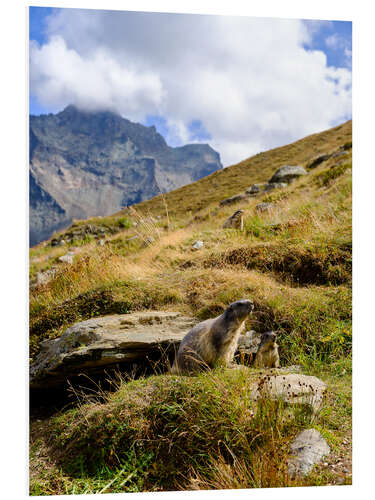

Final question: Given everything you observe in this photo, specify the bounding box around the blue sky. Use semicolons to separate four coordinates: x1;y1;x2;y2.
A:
29;7;352;165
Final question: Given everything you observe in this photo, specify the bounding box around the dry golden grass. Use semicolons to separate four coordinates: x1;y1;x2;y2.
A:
114;120;351;221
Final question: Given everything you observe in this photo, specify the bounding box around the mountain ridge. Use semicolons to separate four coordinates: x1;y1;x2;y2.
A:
29;106;222;246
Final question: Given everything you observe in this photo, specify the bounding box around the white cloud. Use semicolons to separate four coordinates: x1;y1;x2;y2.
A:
30;10;352;166
325;34;340;49
30;36;164;120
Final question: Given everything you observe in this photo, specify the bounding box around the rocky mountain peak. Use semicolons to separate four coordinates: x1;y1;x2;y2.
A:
29;107;222;246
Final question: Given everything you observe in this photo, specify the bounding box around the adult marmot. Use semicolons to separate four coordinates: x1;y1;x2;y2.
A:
254;331;280;368
171;299;254;374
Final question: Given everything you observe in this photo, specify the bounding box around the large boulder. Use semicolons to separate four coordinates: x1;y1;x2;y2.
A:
269;165;307;184
30;311;197;388
288;429;330;478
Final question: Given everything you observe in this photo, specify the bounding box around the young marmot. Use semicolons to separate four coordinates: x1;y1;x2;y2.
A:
254;331;280;368
171;299;254;374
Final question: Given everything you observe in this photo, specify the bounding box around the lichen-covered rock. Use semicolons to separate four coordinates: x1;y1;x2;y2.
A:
250;373;326;413
30;311;197;388
269;165;307;184
288;429;330;478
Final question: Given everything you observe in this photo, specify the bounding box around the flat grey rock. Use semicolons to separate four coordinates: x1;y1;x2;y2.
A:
30;311;197;388
288;429;330;478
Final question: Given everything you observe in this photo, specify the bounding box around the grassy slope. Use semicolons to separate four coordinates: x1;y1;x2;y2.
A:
29;120;352;494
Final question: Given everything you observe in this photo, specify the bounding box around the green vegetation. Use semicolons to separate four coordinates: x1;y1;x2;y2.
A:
29;120;352;493
30;367;351;494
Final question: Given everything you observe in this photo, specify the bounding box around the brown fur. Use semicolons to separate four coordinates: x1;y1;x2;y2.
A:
171;299;254;374
254;331;280;368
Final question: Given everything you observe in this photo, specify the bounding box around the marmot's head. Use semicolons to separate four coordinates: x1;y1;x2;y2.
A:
225;299;254;324
258;331;278;352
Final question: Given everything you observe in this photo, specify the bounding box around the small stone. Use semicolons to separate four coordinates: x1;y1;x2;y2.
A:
192;240;204;250
288;429;330;478
35;268;57;286
142;236;155;248
58;253;74;264
264;182;287;192
97;239;105;246
245;184;265;195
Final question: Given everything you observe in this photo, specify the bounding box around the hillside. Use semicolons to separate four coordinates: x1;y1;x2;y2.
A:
29;120;352;494
30;105;222;246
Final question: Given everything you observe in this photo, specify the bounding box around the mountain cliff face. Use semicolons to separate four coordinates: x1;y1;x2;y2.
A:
29;105;222;246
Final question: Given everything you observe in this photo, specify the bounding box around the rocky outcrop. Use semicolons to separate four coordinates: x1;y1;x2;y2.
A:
220;193;250;206
288;429;330;478
269;165;307;184
51;223;119;246
30;311;197;388
30;105;222;246
29;171;71;246
307;154;332;170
